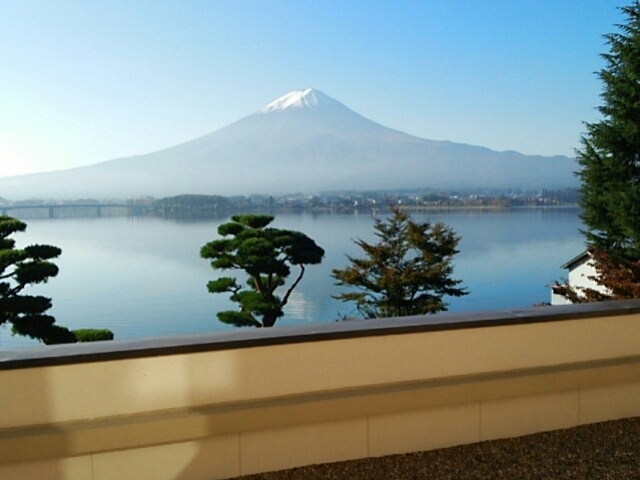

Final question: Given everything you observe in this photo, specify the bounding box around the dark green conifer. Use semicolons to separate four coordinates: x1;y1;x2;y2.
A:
556;2;640;302
578;2;640;263
0;215;76;344
201;215;324;327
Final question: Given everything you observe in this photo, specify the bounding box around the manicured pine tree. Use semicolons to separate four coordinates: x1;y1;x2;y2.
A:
0;215;77;344
201;214;324;327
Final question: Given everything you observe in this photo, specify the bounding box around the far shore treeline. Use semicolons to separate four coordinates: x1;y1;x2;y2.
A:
0;188;580;220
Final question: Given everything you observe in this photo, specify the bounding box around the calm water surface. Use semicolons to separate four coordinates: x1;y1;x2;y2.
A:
1;208;585;348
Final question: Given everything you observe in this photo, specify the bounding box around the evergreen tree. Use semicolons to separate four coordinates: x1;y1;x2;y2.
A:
0;215;76;344
579;2;640;260
559;2;640;301
201;214;324;327
332;206;467;318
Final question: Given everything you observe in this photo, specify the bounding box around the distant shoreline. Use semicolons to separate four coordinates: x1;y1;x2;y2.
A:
2;202;581;222
1;188;581;220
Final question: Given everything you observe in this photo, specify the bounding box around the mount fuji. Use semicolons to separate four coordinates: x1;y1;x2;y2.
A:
0;88;577;200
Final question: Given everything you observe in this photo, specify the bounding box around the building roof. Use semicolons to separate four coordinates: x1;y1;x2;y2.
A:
561;250;591;271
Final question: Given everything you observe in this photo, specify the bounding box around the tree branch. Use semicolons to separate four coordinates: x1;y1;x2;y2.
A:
253;275;266;293
281;264;305;307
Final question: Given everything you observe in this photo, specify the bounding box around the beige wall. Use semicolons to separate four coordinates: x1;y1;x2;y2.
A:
2;303;640;479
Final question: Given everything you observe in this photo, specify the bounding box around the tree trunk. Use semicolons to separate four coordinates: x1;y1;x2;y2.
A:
262;313;278;328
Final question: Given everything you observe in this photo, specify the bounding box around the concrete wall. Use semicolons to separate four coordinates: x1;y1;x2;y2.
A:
2;300;640;479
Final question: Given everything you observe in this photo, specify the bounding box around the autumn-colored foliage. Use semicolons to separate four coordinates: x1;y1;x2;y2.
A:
553;249;640;303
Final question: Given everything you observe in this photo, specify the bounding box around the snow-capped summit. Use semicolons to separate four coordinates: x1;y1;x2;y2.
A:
258;88;334;113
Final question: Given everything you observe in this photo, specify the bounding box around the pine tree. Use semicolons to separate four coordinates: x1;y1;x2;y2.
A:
201;214;324;327
0;215;76;344
332;206;467;318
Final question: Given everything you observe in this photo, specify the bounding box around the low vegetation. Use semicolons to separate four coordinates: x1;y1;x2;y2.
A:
72;328;115;342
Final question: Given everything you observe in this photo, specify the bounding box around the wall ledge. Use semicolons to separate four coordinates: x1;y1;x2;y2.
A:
3;299;640;370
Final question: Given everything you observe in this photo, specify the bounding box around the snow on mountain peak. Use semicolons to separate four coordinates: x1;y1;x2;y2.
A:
258;88;326;113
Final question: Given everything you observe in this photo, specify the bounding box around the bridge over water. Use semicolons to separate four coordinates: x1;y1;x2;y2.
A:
1;203;148;218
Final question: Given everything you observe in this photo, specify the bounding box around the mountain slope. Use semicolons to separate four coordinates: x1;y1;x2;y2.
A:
0;89;578;200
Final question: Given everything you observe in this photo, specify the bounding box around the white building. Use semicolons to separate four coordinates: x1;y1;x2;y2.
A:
551;250;610;305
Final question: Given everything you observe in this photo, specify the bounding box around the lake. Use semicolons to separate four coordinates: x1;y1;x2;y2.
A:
1;207;585;349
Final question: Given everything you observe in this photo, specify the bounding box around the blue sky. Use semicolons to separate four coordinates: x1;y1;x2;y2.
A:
0;1;625;178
